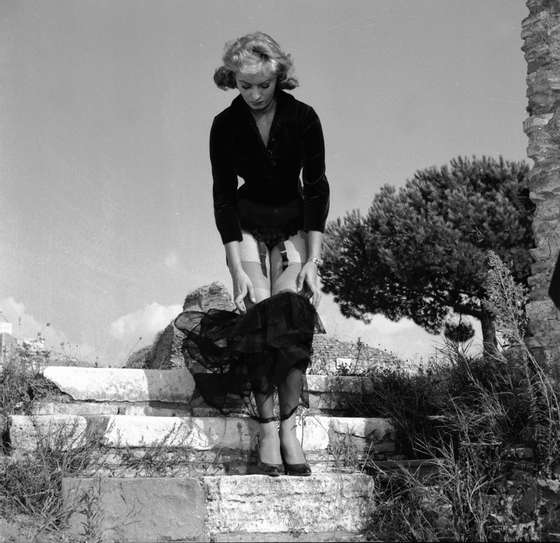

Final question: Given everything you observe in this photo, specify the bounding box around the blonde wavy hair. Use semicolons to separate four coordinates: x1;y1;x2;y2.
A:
213;32;299;91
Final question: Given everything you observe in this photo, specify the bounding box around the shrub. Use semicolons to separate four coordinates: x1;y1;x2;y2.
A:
362;251;560;541
0;353;59;420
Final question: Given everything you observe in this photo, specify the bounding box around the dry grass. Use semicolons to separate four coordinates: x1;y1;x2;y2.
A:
360;252;560;541
0;349;109;541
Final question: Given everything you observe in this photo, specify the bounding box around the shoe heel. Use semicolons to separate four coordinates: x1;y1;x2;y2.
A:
284;462;312;476
253;460;284;477
280;444;312;476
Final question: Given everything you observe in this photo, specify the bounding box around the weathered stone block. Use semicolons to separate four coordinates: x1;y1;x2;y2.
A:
9;414;91;452
299;416;395;455
529;196;560;221
101;415;259;450
524;113;554;132
209;532;370;542
63;477;205;542
10;414;395;461
30;373;379;417
30;401;120;416
182;281;236;312
29;400;194;417
42;366;195;403
204;473;375;535
530;237;560;261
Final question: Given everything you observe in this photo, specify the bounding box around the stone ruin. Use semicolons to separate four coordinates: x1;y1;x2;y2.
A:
126;282;235;369
522;0;560;363
126;281;404;373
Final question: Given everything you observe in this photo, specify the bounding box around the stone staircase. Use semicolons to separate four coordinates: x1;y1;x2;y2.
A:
4;366;396;542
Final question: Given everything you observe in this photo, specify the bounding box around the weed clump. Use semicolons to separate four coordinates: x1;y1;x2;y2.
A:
0;355;59;420
362;251;560;541
0;422;106;534
0;350;107;540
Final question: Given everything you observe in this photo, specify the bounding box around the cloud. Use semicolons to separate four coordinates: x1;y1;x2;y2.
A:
164;251;179;270
109;302;183;343
319;294;483;362
0;296;97;360
0;297;56;340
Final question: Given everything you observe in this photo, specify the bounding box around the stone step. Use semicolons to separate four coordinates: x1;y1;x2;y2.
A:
206;532;370;542
62;473;375;542
40;366;196;402
8;414;395;475
36;366;375;416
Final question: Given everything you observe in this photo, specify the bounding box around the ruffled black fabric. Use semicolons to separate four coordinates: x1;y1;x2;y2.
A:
174;291;325;420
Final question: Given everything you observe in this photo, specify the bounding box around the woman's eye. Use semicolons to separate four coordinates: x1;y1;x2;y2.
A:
242;85;251;90
260;84;270;89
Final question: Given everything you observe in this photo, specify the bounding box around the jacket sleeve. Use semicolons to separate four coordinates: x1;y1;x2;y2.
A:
301;107;330;232
209;116;243;244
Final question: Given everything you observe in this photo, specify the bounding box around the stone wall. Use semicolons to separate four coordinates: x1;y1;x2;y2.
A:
522;0;560;362
309;334;405;375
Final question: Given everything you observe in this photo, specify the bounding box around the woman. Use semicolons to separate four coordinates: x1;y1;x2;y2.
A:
175;32;329;477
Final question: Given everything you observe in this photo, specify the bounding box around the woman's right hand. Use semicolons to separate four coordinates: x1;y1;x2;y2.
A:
230;267;256;313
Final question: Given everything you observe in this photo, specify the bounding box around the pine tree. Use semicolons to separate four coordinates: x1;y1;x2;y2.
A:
321;156;534;355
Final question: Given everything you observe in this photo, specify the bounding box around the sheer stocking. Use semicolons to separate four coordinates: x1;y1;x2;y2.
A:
238;231;310;467
279;413;306;464
254;392;282;464
278;365;307;464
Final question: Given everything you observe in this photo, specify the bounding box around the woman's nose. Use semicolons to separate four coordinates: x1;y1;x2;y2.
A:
251;90;261;101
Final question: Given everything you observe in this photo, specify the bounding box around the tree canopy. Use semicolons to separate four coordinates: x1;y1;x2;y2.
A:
321;156;534;349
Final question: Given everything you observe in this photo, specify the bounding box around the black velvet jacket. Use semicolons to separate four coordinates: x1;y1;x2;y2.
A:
209;89;330;244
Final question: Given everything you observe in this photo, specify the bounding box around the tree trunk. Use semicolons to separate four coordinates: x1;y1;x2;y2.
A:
480;312;498;358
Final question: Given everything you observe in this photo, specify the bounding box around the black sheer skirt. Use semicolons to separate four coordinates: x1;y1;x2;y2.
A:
174;291;325;421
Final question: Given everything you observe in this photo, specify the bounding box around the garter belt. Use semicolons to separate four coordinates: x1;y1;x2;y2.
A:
257;240;289;277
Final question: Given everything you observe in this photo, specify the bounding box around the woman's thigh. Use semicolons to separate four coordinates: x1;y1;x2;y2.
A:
238;230;271;304
270;231;307;295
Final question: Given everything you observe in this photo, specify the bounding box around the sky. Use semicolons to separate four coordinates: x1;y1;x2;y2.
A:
0;0;530;366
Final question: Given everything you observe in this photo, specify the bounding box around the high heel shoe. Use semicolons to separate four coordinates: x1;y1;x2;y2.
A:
281;449;312;476
253;459;284;477
253;415;284;476
284;461;312;476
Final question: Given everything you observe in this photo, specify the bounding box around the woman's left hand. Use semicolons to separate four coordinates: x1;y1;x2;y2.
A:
297;261;321;307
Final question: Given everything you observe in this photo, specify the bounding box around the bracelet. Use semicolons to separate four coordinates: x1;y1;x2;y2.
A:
307;257;323;266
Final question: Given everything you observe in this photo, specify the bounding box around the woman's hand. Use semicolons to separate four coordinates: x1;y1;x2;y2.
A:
230;267;256;313
297;261;321;307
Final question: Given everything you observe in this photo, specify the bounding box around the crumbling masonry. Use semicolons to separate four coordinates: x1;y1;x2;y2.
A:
523;0;560;362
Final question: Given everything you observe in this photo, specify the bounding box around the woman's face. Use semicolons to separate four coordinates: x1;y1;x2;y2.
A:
235;63;278;112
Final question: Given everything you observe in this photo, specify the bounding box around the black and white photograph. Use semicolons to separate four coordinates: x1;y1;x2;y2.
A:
1;1;559;541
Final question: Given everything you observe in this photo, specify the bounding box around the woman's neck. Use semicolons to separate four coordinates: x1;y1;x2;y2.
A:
251;98;277;119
